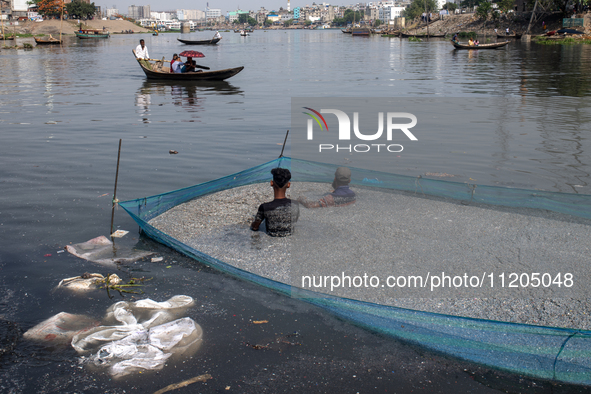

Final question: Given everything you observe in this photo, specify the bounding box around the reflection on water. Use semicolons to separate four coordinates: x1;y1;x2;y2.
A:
135;80;243;123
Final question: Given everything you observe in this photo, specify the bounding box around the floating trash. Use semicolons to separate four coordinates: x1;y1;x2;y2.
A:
66;236;153;266
110;230;129;238
57;273;122;292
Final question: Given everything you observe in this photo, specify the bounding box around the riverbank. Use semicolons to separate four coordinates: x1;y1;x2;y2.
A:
1;19;152;35
398;12;591;37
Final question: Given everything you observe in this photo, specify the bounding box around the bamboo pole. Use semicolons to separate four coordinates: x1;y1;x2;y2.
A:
60;0;63;45
110;139;122;236
279;130;289;158
1;0;5;40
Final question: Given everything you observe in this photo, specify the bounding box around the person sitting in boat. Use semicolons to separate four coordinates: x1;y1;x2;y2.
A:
214;31;222;39
135;39;149;59
474;39;479;46
251;168;299;237
452;33;459;43
183;57;197;73
297;167;356;209
468;38;474;46
170;54;183;73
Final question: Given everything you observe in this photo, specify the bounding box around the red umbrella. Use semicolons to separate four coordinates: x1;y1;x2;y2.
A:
178;50;205;58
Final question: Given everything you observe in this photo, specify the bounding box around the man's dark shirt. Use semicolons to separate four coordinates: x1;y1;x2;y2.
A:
254;198;299;237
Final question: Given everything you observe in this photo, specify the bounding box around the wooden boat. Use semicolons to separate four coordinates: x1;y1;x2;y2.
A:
177;37;221;45
351;27;371;36
133;50;243;81
400;32;447;38
34;36;61;45
75;29;110;39
496;33;522;39
451;40;509;49
341;29;352;34
0;35;15;40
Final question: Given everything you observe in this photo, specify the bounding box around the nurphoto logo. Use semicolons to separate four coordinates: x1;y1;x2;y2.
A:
303;107;418;153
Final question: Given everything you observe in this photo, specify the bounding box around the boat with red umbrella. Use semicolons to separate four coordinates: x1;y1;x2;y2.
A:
132;50;244;81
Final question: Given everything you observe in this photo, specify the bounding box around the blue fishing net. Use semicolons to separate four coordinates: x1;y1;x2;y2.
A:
119;157;591;386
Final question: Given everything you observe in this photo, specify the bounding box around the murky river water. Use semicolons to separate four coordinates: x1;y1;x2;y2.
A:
0;30;590;392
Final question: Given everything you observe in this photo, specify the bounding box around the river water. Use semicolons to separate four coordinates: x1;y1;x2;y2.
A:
0;30;590;392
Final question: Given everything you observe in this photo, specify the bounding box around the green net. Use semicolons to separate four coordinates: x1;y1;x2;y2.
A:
119;157;591;386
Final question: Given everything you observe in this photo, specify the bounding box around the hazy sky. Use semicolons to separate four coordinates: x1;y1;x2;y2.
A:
97;0;327;13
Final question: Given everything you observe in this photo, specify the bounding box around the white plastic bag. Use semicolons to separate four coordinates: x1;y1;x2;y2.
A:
71;296;202;378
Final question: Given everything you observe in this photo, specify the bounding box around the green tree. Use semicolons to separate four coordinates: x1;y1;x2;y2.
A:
66;0;96;19
237;13;249;24
247;17;258;25
332;17;346;26
305;19;312;26
403;0;437;19
263;18;273;26
283;19;293;27
460;0;485;9
444;2;458;12
374;19;382;27
476;0;492;21
343;9;363;23
496;0;514;14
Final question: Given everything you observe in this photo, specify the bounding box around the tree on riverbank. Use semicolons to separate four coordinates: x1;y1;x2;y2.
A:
443;2;458;12
476;0;492;34
332;9;363;25
65;0;96;20
403;0;437;19
34;0;63;17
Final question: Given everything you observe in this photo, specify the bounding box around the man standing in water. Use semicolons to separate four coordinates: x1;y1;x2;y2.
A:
298;167;356;208
135;39;149;59
251;168;299;237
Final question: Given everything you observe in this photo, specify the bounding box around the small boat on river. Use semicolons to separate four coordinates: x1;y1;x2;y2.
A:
0;34;15;40
400;32;447;38
133;50;243;81
351;27;371;36
75;29;110;39
177;37;221;45
451;40;509;50
34;36;61;45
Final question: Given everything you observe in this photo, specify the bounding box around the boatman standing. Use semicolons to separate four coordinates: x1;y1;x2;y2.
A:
135;39;149;60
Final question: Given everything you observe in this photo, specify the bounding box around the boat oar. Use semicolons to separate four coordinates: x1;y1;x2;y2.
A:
194;64;210;70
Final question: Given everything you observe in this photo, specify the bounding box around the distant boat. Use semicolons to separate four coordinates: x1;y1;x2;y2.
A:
351;27;371;36
451;40;509;50
400;32;447;38
177;37;221;45
75;29;110;39
240;30;248;36
0;34;15;40
341;28;352;34
34;36;61;45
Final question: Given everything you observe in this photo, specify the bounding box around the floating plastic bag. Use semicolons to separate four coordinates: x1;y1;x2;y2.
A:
23;312;100;346
90;318;202;378
57;273;122;292
65;236;153;266
71;295;201;378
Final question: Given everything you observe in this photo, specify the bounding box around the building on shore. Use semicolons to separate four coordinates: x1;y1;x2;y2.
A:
128;4;150;20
